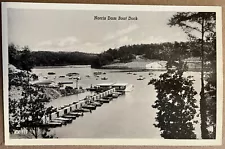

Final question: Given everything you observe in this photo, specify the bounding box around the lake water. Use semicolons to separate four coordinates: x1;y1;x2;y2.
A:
32;67;201;138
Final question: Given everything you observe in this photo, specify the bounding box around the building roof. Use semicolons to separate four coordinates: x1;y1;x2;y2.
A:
96;83;114;86
112;83;128;86
32;80;53;85
96;83;129;87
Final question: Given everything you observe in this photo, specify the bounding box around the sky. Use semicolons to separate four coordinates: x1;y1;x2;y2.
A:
8;9;189;53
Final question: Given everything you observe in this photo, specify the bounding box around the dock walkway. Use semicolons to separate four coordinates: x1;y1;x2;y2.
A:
42;88;117;127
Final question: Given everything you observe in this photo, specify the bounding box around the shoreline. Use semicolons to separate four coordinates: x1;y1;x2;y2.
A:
33;65;91;69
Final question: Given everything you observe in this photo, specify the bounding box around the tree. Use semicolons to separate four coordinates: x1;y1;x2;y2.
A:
8;43;18;66
20;46;35;71
149;63;198;139
8;44;35;71
9;67;55;138
168;12;216;139
204;30;217;139
8;44;55;138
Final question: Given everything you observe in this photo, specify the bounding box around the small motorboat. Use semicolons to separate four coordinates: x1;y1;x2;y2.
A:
45;122;62;128
127;72;132;74
114;92;123;96
54;117;73;123
69;112;84;117
101;77;108;80
111;93;119;98
73;108;90;113
102;96;113;100
89;101;102;107
62;114;76;119
96;99;110;103
86;75;91;78
51;119;67;125
48;72;56;75
86;87;97;91
66;72;79;77
82;104;96;110
103;72;106;74
93;72;102;75
58;81;73;85
137;77;145;80
59;75;65;78
73;76;81;80
133;73;137;75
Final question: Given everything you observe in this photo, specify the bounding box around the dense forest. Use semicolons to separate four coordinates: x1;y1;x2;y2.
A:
9;40;213;69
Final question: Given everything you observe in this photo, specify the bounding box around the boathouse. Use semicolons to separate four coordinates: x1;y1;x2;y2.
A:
112;83;128;91
96;83;114;90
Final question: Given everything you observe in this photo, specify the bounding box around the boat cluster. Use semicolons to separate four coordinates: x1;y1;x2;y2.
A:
93;71;108;80
126;72;154;80
46;72;81;80
45;92;122;128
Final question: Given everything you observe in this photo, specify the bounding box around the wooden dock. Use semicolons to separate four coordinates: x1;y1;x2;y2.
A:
42;88;116;127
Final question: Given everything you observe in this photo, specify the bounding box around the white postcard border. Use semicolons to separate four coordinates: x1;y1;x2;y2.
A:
2;2;223;146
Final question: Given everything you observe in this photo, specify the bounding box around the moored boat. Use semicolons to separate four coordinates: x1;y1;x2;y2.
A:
96;99;110;103
89;101;102;107
48;72;56;75
82;104;96;110
66;72;79;77
54;117;73;123
45;122;62;127
93;72;102;75
102;96;113;100
72;76;81;80
137;77;145;80
73;108;90;113
101;77;108;80
58;81;73;85
69;112;84;117
62;114;76;119
51;119;67;125
111;93;119;98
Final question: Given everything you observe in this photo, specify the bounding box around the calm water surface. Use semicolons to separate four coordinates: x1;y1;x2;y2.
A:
32;67;201;138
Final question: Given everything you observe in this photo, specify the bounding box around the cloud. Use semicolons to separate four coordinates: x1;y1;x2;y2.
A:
36;36;78;49
118;36;133;45
58;36;78;47
37;40;53;47
104;24;139;41
140;36;166;44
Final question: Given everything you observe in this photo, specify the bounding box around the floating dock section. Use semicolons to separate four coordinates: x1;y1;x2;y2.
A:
42;88;116;125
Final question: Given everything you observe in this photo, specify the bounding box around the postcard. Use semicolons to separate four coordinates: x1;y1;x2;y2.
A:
1;2;223;146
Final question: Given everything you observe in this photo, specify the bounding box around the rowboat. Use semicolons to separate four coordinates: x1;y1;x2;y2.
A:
62;114;76;119
69;112;84;117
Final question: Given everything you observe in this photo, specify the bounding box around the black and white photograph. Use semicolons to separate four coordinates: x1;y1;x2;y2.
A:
2;2;223;145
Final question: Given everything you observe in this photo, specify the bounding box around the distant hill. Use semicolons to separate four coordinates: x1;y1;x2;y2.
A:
9;41;211;69
31;51;98;67
93;41;205;68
